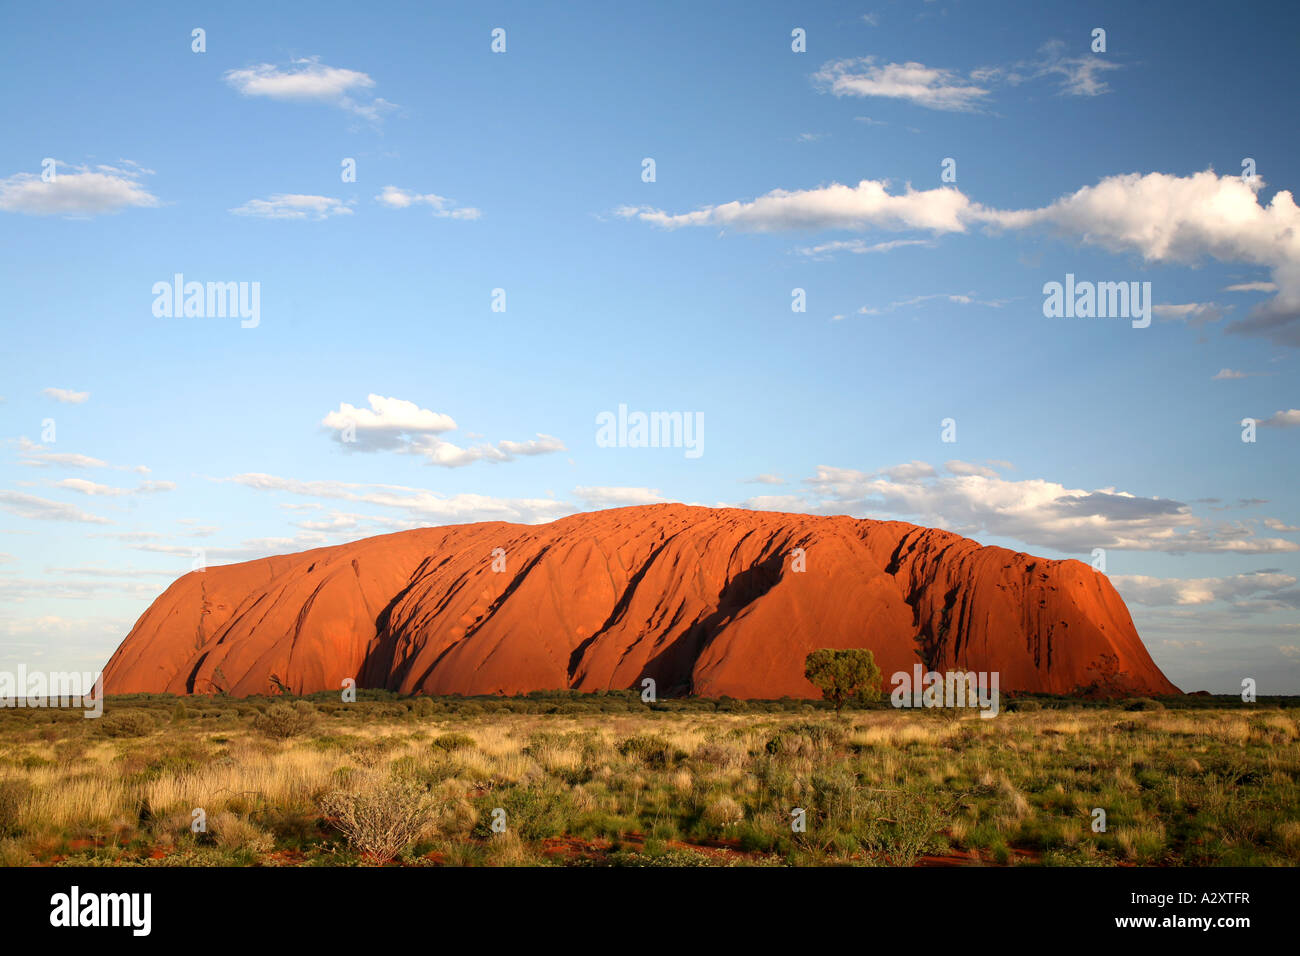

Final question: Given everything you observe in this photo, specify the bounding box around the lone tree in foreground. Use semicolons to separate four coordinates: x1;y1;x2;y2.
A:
804;648;882;713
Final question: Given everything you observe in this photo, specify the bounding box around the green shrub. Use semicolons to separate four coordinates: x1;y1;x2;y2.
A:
431;732;475;752
1123;698;1165;712
763;722;844;758
479;784;571;841
617;734;683;768
253;701;319;739
99;709;157;738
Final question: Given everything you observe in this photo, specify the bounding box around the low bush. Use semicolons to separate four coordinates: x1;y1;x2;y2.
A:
253;701;319;739
321;777;441;862
99;709;157;738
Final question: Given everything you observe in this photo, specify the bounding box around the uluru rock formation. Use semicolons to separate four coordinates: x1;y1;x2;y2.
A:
102;504;1179;699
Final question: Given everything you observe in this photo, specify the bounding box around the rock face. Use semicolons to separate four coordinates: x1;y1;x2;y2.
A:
102;504;1179;698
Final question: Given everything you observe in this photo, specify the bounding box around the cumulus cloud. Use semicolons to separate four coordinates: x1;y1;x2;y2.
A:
321;394;564;467
623;169;1300;344
741;474;785;485
223;57;395;122
1259;409;1300;427
43;387;89;404
375;186;481;220
322;395;457;449
880;461;937;481
230;194;353;220
729;462;1299;555
1112;571;1298;607
985;171;1300;344
0;160;160;217
945;460;1001;478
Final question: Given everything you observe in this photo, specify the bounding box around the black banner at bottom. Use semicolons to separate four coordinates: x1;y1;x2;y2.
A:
0;865;1276;944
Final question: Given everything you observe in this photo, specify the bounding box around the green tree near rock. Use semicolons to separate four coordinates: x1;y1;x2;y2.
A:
804;648;883;713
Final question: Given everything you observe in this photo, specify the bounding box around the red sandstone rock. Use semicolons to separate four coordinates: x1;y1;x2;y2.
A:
101;504;1179;698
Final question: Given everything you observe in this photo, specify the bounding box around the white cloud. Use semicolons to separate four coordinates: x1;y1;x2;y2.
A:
738;494;808;512
809;42;1120;115
46;565;175;579
741;474;785;485
375;186;481;220
1224;281;1277;292
405;434;565;468
52;478;175;496
1112;571;1298;607
1259;409;1300;428
230;194;353;220
1212;368;1265;380
14;437;149;473
797;237;934;259
43;387;89;404
0;490;110;524
813;58;992;111
495;435;566;458
1153;302;1228;327
945;459;1001;478
849;291;1009;317
322;395;564;467
0;161;160;217
881;461;937;481
985;171;1300;345
729;462;1299;555
323;394;457;448
223;57;395;122
573;486;668;507
624;169;1300;345
1029;39;1122;96
0;615;136;675
619;179;974;233
222;472;571;526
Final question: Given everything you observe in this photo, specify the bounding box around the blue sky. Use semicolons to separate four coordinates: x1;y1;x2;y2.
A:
1;0;1297;693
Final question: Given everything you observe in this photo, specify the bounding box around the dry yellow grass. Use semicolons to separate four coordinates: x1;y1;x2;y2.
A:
0;704;1294;866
